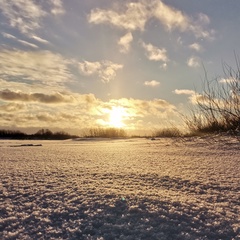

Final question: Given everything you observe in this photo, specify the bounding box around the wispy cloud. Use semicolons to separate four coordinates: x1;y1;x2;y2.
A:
174;89;204;105
78;60;123;83
189;43;202;52
187;56;200;68
144;80;160;87
51;0;65;15
174;89;196;95
88;2;149;31
2;32;16;39
2;32;39;48
118;32;133;53
141;41;168;62
111;98;176;119
17;40;39;49
0;0;45;33
219;78;236;84
160;63;168;70
0;0;64;34
153;1;190;32
0;50;73;87
31;35;50;44
88;0;214;40
0;103;25;112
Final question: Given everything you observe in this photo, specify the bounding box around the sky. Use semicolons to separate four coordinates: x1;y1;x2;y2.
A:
0;0;240;135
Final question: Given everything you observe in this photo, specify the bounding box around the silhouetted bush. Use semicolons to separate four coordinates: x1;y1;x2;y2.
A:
0;129;79;140
185;56;240;137
85;127;127;138
153;127;183;138
0;129;27;139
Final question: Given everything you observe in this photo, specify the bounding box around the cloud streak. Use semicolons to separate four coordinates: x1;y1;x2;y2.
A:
0;89;75;104
0;50;74;87
0;0;64;34
2;32;39;48
144;80;160;87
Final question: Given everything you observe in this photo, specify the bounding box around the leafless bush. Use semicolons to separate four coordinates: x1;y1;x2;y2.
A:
85;127;127;138
153;127;183;138
185;56;240;137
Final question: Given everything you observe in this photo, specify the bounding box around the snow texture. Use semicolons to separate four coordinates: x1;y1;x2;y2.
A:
0;136;239;239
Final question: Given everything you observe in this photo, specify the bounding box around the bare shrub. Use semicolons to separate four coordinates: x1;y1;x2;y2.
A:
185;56;240;137
153;127;183;138
85;127;127;138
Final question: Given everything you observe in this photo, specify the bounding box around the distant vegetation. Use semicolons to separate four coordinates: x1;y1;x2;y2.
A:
185;57;240;137
84;127;127;138
2;56;240;143
0;129;79;140
153;127;183;138
0;128;127;140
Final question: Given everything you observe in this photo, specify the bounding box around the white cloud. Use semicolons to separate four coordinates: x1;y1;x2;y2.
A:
79;60;123;83
153;1;190;32
189;43;202;52
51;0;65;15
78;61;102;75
118;32;133;53
2;32;39;48
160;63;168;70
141;41;168;62
197;13;210;25
174;89;195;95
144;80;160;87
2;32;16;39
31;35;50;44
173;89;208;105
17;40;39;49
219;78;236;84
0;0;45;33
0;0;64;34
88;0;214;40
88;2;149;31
187;57;200;68
111;97;176;119
0;50;73;87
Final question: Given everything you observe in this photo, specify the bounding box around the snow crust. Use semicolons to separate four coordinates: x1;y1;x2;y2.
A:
0;137;239;239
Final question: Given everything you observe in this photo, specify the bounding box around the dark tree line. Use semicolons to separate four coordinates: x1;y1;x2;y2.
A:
0;129;79;140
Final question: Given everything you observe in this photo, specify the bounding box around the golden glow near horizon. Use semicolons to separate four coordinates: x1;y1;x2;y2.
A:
0;1;238;133
108;106;127;128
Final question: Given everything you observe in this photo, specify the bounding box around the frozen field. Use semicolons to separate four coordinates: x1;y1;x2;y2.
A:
0;137;239;240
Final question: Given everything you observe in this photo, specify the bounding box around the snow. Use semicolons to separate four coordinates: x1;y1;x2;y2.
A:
0;137;239;239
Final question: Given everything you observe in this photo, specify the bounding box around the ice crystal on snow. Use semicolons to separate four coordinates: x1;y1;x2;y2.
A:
0;137;239;239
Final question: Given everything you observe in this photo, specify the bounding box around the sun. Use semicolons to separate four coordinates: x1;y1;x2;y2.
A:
108;106;126;128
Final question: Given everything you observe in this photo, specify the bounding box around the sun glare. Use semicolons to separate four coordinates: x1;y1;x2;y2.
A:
108;106;126;128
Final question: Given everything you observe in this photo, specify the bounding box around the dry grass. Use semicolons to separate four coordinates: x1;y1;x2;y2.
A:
185;56;240;138
84;127;127;138
153;127;183;138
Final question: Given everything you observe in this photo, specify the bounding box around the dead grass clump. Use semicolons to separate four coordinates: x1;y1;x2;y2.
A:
85;127;127;138
185;56;240;137
153;127;183;138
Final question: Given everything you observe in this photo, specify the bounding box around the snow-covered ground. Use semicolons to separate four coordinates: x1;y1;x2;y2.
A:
0;137;239;240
